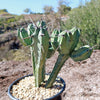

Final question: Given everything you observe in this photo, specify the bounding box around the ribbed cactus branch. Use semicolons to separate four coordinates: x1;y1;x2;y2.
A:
46;42;55;58
46;54;69;88
46;27;92;88
18;21;49;87
34;28;49;87
30;47;35;75
51;29;59;50
57;27;80;55
70;45;93;61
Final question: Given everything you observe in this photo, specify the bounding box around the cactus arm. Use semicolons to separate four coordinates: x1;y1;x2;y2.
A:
46;47;55;58
18;29;29;46
51;29;59;50
19;28;32;45
27;24;35;45
42;65;45;82
45;28;80;88
58;28;80;55
34;34;43;87
40;28;49;83
30;47;35;76
36;20;46;28
18;29;26;46
70;45;93;61
46;42;55;58
46;54;69;88
58;31;70;54
34;28;49;87
18;24;36;46
69;27;80;52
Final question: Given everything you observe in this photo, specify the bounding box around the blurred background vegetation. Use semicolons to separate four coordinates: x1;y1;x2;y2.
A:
61;0;100;49
0;0;100;61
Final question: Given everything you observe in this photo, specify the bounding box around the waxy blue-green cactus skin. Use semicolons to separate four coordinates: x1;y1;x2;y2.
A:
18;21;49;87
36;21;46;28
46;28;92;88
46;42;55;58
51;29;59;50
57;28;80;55
18;22;93;88
70;45;93;61
34;28;49;87
18;28;32;46
46;54;69;88
69;27;80;52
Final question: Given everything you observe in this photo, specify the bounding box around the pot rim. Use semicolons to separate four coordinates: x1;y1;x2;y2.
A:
8;74;66;100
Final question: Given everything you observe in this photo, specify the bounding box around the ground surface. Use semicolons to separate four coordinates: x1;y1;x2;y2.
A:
0;50;100;100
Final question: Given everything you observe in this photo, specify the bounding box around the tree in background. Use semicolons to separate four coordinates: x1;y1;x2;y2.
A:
57;0;71;15
43;5;54;14
58;5;71;15
0;9;8;13
24;8;31;14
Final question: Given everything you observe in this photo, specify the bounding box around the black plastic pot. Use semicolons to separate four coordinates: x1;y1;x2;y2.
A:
8;74;66;100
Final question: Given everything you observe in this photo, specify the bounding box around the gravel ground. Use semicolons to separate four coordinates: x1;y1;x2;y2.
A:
0;50;100;100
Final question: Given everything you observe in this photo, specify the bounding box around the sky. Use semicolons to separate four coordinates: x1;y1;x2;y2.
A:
0;0;90;15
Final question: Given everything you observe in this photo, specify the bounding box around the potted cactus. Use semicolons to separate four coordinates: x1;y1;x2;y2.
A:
8;21;93;100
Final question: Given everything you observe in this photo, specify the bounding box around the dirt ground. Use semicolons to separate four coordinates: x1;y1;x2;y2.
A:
0;50;100;100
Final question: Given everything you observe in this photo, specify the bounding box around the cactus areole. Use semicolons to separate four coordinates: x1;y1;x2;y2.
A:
18;21;93;88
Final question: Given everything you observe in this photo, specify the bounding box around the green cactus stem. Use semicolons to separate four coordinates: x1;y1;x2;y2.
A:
18;21;49;87
51;29;59;50
34;28;49;87
46;42;55;58
30;47;35;75
58;28;80;55
70;45;93;61
46;54;69;88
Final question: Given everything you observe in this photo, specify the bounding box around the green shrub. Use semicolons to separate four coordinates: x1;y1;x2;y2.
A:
6;18;16;23
0;9;8;14
62;0;100;49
